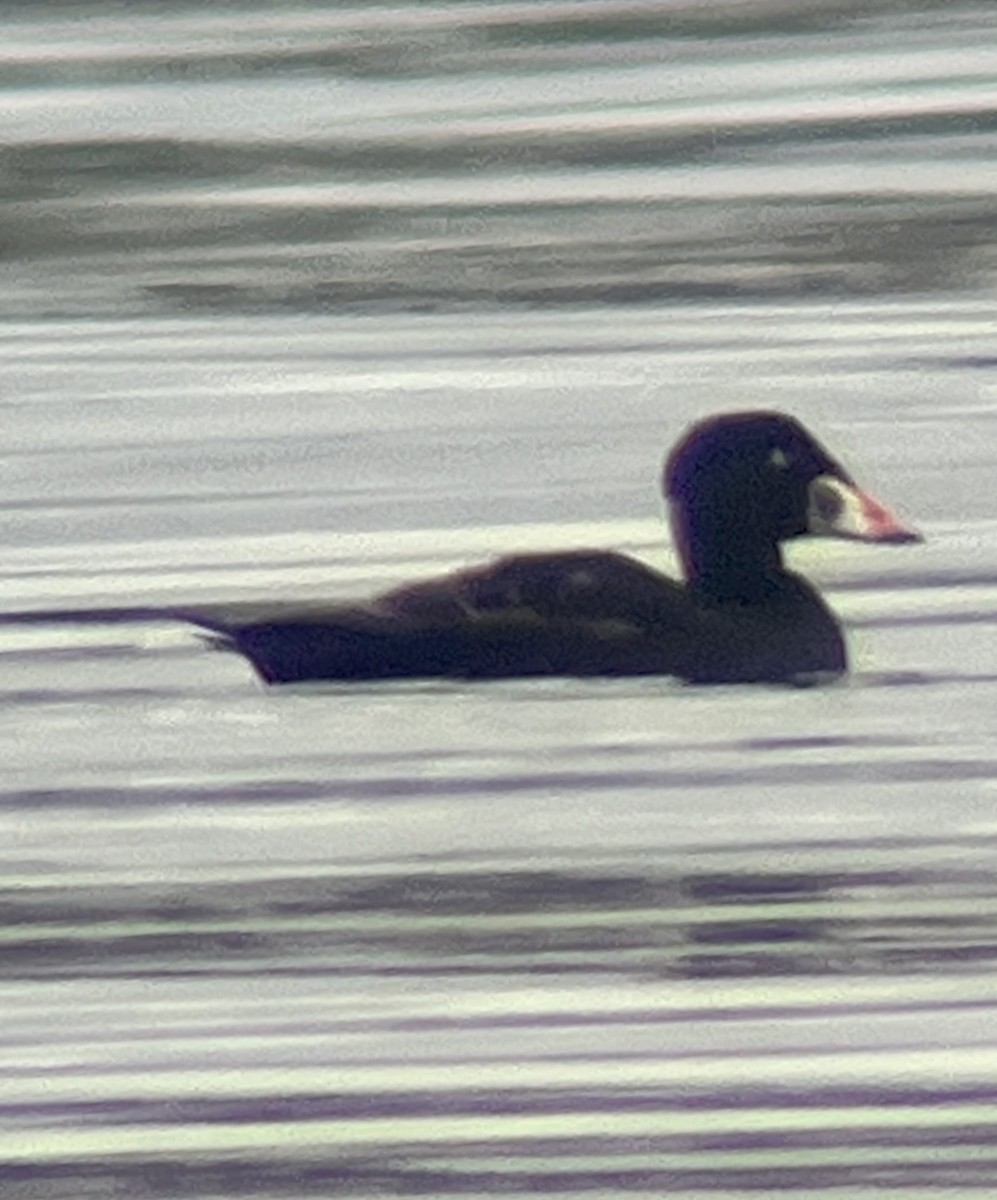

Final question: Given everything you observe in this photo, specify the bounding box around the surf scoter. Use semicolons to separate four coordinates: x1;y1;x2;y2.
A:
185;411;920;685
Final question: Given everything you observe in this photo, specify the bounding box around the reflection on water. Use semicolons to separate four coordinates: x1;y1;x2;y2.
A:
2;1;997;318
7;832;997;1195
7;845;997;1196
8;854;997;982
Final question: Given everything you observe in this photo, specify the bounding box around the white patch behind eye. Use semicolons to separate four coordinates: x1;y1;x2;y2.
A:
769;447;790;469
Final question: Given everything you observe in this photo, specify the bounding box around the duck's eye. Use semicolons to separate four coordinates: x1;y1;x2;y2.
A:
769;448;791;470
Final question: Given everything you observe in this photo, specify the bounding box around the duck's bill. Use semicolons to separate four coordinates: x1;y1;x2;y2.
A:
807;475;923;544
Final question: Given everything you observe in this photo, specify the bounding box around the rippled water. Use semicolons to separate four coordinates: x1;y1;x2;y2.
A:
5;2;997;1196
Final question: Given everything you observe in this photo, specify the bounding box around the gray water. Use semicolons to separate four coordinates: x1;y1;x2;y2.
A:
4;2;997;1196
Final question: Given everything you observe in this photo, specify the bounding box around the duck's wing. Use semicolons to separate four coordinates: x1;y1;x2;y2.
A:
181;551;706;684
382;550;688;624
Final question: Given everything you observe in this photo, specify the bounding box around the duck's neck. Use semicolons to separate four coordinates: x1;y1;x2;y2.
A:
672;505;788;606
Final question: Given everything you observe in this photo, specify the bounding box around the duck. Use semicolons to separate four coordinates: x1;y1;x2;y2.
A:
184;411;920;685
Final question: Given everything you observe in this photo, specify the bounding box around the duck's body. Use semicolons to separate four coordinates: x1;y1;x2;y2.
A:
189;412;919;686
194;550;844;685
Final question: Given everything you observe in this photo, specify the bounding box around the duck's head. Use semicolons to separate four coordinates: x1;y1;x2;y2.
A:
664;411;920;599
